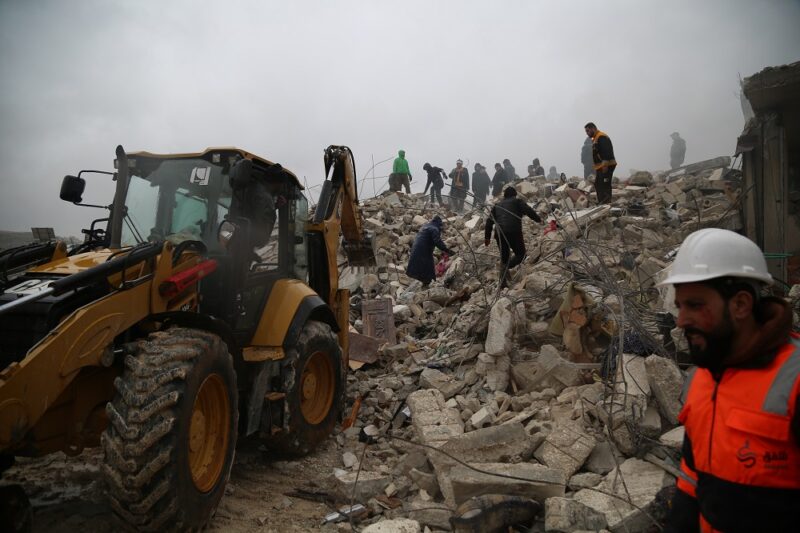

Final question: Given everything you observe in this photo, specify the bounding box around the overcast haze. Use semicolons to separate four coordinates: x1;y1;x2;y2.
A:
1;0;799;237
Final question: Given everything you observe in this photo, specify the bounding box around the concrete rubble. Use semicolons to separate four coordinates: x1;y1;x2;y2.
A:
321;158;799;531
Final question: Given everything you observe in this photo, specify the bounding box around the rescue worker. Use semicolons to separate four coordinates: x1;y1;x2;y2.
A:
670;131;687;169
472;163;491;207
484;187;542;288
581;137;594;179
422;162;447;207
391;149;412;194
448;159;470;212
491;163;509;197
406;215;455;287
584;122;616;204
659;228;800;533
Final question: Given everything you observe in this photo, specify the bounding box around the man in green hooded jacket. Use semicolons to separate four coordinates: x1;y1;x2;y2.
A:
391;149;412;193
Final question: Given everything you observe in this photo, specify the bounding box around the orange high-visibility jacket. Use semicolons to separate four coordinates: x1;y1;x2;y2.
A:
676;337;800;532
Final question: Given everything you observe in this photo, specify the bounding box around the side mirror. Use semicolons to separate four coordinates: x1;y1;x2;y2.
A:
218;220;238;249
60;175;86;203
229;159;253;190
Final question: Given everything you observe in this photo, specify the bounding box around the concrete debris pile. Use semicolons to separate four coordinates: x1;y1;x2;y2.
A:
323;156;792;532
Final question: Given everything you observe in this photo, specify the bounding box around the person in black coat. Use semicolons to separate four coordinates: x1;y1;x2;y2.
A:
472;163;491;207
422;163;447;206
491;163;509;197
484;187;542;288
448;160;470;212
406;215;455;286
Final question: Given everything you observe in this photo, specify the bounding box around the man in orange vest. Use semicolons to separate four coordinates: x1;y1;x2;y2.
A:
658;228;800;533
584;122;616;204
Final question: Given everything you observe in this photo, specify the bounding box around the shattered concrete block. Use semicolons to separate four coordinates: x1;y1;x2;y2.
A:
440;422;535;464
533;424;597;478
447;462;566;505
585;441;619;475
616;354;650;399
409;468;440;497
470;406;495;429
644;355;683;425
485;297;514;356
362;519;421;533
393;304;413;322
545;497;608;532
640;403;662;439
658;426;684;451
408;500;452;530
568;472;604;490
406;389;464;448
574;458;671;532
419;368;465;400
335;470;390;501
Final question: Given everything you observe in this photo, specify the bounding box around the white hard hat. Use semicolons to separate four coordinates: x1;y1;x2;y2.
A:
658;228;772;286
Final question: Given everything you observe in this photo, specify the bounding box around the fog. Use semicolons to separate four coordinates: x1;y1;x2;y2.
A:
1;0;799;237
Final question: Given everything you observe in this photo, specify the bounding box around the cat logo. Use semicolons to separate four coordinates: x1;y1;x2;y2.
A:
736;440;757;468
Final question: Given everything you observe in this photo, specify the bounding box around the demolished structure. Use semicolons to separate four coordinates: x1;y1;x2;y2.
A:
329;155;800;532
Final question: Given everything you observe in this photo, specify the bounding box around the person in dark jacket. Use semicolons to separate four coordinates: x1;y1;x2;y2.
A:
406;215;455;287
491;163;508;197
484;187;542;288
448;159;470;212
503;159;517;182
531;158;545;177
472;163;491;207
422;163;447;207
547;166;559;181
581;137;594;179
670;132;686;169
584;122;616;204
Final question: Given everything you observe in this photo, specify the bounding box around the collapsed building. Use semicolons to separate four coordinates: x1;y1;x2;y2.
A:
329;155;800;532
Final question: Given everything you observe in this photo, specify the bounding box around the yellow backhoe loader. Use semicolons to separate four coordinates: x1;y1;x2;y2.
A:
0;145;373;531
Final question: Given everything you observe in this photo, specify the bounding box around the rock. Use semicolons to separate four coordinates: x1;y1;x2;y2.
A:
419;368;465;399
511;347;583;394
644;355;683;425
470;406;495;429
409;468;440;497
335;470;390;501
545;497;608;532
440;422;535;464
447;462;566;505
568;472;604;490
585;441;618;475
533;424;597;478
628;171;654;186
639;403;662;438
342;451;359;469
658;426;685;451
362;519;421;533
616;354;650;399
574;458;671;532
393;304;413;322
406;389;464;448
411;215;428;228
485;297;514;355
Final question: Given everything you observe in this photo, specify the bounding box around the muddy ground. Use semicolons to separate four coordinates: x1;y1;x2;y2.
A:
3;437;357;533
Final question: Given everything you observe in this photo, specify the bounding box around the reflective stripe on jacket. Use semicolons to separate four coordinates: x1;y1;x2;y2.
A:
677;337;800;532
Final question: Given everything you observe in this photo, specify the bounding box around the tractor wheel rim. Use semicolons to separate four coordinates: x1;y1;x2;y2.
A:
299;350;335;425
189;373;230;493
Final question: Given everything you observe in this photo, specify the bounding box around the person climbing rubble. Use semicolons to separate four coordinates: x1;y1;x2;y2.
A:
391;149;412;193
585;122;616;204
531;157;545;177
503;158;517;182
422;162;447;207
547;166;559;181
406;215;456;287
659;228;800;533
471;163;491;207
484;186;542;288
448;159;470;212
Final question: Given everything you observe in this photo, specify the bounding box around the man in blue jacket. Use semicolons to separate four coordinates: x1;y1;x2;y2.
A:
406;215;455;287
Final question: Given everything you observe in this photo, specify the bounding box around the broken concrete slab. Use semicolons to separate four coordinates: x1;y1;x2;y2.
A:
658;426;685;451
335;470;390;501
406;389;464;448
485;297;514;356
362;519;421;533
644;355;683;425
545;496;608;532
407;500;452;530
419;368;465;399
447;462;566;505
573;458;671;532
533;424;597;479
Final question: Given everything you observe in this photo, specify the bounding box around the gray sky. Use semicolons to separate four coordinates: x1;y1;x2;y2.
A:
1;0;799;237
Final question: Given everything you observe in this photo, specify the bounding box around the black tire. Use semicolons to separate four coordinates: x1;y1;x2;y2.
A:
262;320;344;456
102;327;238;532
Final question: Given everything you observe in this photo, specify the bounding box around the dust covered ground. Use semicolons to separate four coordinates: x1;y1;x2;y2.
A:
3;438;345;532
